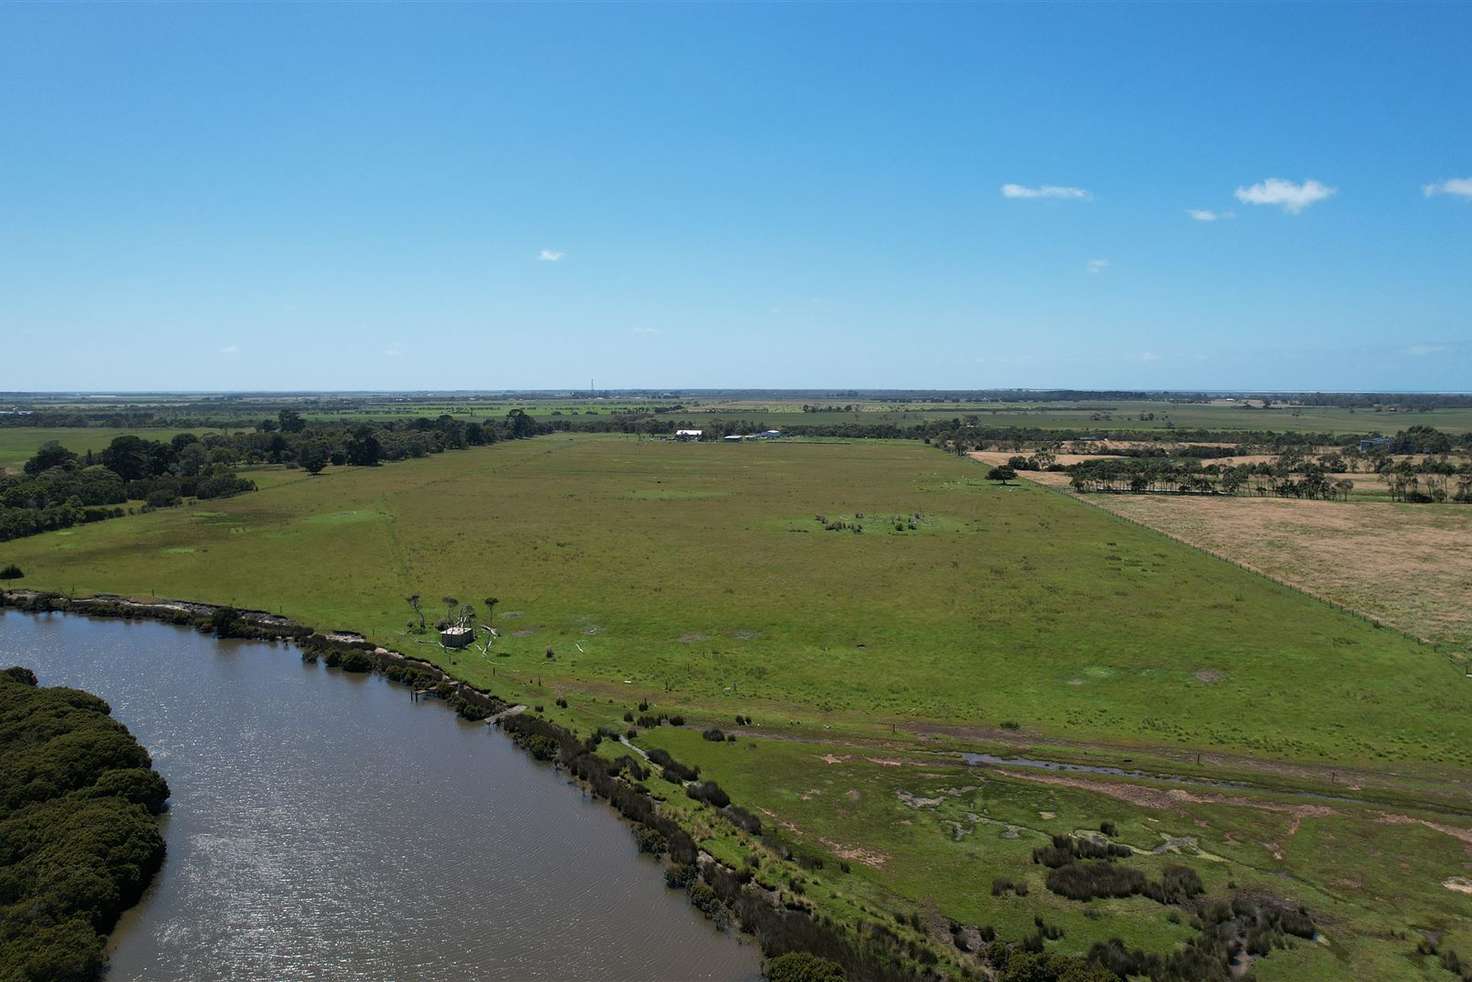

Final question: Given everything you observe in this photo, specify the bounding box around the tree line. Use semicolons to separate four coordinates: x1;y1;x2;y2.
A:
0;410;553;542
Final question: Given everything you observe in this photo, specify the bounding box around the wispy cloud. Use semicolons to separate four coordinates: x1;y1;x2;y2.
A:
1086;258;1110;274
631;327;660;336
1187;209;1234;222
1424;178;1472;201
1406;343;1449;357
1140;351;1161;362
1001;183;1090;200
537;249;565;262
1234;178;1336;214
219;344;239;355
383;342;404;358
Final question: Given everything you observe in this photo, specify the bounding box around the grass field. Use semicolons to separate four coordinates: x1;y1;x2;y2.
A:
1060;492;1472;652
674;399;1472;436
4;433;1472;976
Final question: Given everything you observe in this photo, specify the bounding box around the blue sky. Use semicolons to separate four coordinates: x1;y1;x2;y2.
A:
2;3;1469;393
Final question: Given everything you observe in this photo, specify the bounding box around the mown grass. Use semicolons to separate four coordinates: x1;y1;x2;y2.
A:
5;432;1472;977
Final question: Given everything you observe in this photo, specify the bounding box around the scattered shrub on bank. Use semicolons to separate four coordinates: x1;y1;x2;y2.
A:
0;563;23;579
764;951;846;982
702;727;726;742
999;720;1021;731
689;882;722;918
623;710;634;722
634;825;667;856
1099;821;1118;837
555;697;568;709
665;863;697;889
646;747;699;783
669;714;685;726
687;780;731;808
723;804;763;835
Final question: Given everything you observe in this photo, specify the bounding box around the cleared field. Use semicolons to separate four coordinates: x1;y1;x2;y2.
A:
1063;492;1472;652
5;433;1472;976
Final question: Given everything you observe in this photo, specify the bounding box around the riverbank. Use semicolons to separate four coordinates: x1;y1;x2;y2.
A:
0;590;915;981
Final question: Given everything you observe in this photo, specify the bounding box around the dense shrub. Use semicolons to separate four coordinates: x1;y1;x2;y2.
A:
1047;861;1147;901
702;727;726;742
634;825;667;856
687;780;731;808
1143;865;1205;905
0;563;23;579
764;951;846;982
0;669;169;981
723;804;763;835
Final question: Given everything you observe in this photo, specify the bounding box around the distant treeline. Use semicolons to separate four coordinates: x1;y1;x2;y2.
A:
0;410;553;542
0;666;170;982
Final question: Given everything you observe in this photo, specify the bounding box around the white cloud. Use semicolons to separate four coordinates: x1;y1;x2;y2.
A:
1234;178;1336;214
1086;258;1110;274
537;249;565;262
1406;343;1448;357
383;343;404;357
219;344;239;355
631;327;660;336
1141;351;1161;362
1001;183;1090;200
1424;178;1472;200
1187;209;1234;222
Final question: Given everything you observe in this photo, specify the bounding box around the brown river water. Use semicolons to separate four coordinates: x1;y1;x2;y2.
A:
0;609;762;981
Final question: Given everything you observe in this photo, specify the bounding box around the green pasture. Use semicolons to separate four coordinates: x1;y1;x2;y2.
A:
6;431;1472;977
5;433;1469;768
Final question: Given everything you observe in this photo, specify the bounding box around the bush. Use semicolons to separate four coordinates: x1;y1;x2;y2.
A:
1046;861;1147;901
665;863;697;889
0;563;23;579
689;881;722;918
687;780;731;808
764;951;846;982
1143;864;1205;905
702;727;726;742
633;825;667;855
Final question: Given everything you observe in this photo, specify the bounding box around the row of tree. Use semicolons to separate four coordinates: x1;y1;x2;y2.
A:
2;436;257;542
1066;459;1359;501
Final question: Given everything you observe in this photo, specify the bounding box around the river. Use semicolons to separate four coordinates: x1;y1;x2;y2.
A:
0;609;761;981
